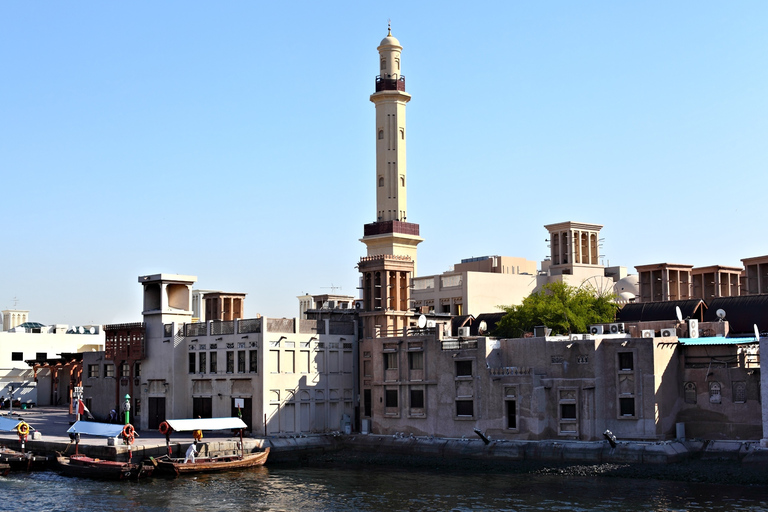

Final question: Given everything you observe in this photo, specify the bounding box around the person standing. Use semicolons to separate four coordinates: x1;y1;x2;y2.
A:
184;441;198;463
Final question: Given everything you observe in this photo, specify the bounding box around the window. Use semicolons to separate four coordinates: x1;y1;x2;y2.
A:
456;400;473;417
385;389;398;408
237;351;246;373
560;403;577;420
410;389;424;409
363;360;372;377
226;351;235;374
189;353;196;374
36;352;47;360
134;362;142;377
378;130;384;140
619;397;635;416
199;352;207;374
249;350;258;373
364;389;372;417
455;360;472;377
87;364;99;378
210;352;218;374
733;381;746;403
104;364;115;378
709;382;722;404
270;350;280;373
408;351;423;370
384;352;398;370
121;363;130;378
506;400;517;429
684;382;696;404
378;176;384;187
285;350;295;373
618;352;634;371
11;352;22;361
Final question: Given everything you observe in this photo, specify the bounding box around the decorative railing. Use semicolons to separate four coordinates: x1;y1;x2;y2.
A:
185;322;208;337
441;340;478;351
375;75;405;92
488;366;533;376
238;318;262;334
211;320;235;336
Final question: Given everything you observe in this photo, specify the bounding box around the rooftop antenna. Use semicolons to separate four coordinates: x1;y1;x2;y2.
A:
321;284;342;293
388;19;391;35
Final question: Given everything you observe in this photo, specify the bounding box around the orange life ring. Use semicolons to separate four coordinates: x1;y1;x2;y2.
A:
122;424;135;439
17;422;30;436
125;434;135;445
158;421;171;435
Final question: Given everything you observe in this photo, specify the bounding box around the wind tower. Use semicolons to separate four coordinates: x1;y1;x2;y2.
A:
359;26;423;338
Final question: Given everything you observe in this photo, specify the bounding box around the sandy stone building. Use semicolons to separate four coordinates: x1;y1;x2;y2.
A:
82;273;357;435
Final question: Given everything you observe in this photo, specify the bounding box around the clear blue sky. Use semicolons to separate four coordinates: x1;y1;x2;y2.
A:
2;2;766;326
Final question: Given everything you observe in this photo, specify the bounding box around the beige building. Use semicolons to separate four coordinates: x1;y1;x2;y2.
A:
2;309;28;331
412;256;539;316
741;255;768;295
83;274;357;434
691;265;742;300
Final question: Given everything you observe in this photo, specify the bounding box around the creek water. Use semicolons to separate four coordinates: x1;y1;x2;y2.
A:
3;464;768;512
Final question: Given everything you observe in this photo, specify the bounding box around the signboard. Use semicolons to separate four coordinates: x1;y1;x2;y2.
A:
234;398;244;409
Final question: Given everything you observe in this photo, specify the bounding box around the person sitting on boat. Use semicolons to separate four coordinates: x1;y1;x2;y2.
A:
184;441;198;464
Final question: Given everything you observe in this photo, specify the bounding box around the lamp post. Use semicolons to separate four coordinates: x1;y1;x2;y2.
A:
123;394;131;425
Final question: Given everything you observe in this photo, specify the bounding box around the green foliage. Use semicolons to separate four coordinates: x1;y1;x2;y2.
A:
493;281;617;338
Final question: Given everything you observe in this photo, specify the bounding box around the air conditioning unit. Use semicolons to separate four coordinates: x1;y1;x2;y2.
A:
426;320;436;328
688;319;699;339
458;327;471;337
660;327;676;338
570;334;583;341
641;329;655;338
609;323;625;334
589;325;604;335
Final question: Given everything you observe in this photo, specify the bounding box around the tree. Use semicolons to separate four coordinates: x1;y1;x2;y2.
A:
493;281;617;338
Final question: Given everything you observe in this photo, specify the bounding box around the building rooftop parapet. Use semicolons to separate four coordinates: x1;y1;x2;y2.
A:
359;254;413;263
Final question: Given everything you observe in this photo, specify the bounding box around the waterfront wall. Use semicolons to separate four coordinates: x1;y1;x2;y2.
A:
5;433;768;466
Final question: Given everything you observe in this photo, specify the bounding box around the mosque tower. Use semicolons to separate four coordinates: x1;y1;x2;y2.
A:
358;27;423;338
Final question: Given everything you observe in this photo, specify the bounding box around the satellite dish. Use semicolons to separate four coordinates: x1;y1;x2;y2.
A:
716;309;726;320
418;315;427;329
78;326;85;334
755;324;760;341
675;306;683;323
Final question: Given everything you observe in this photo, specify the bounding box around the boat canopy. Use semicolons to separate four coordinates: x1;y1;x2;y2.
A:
166;417;247;432
67;421;125;437
0;417;22;432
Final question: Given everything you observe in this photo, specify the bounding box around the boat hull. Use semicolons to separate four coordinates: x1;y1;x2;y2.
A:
55;455;152;480
153;447;269;476
0;447;49;471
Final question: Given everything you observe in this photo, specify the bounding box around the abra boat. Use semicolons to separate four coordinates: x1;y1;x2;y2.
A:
55;421;152;480
151;417;269;476
0;416;49;470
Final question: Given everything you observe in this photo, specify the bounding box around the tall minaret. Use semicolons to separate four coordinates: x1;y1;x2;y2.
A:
359;27;423;338
371;25;410;224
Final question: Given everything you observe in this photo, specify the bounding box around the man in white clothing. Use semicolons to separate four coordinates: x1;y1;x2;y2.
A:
184;441;198;463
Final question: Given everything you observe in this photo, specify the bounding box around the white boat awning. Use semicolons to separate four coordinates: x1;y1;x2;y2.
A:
0;417;22;432
166;417;247;432
67;421;125;437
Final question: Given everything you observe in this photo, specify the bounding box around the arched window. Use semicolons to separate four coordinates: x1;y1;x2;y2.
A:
709;381;721;404
378;130;384;140
395;58;400;70
380;59;385;70
400;128;405;139
684;382;696;404
400;176;405;187
378;176;384;187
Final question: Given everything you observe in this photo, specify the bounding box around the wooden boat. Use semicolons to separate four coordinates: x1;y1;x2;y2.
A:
55;420;152;480
152;447;269;476
151;417;269;476
55;454;151;480
0;416;49;470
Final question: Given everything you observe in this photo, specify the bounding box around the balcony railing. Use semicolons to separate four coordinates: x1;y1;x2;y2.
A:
375;75;405;92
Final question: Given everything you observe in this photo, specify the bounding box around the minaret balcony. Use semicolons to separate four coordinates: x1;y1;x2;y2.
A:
375;75;406;92
364;220;420;237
